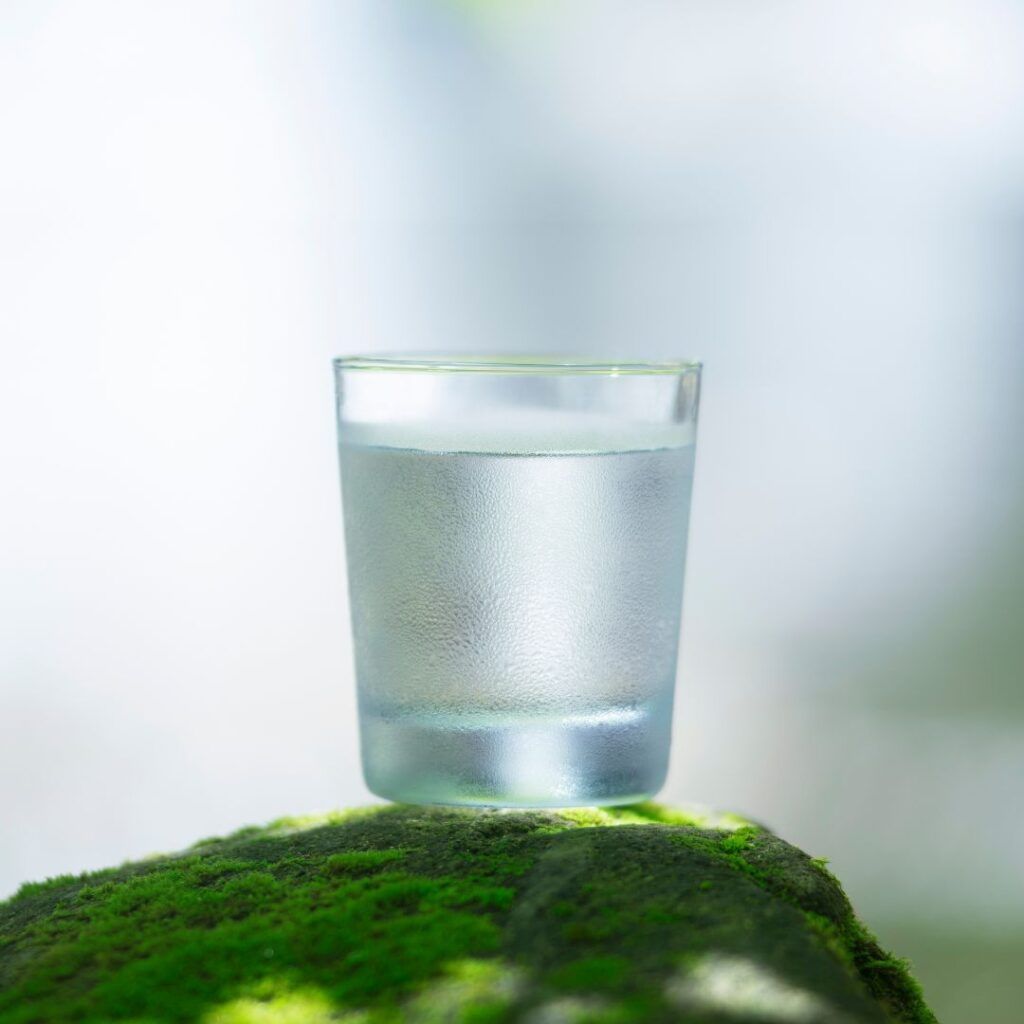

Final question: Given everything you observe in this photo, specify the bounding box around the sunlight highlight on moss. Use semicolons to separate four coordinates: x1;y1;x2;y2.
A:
667;953;836;1022
203;985;363;1024
555;802;753;831
402;958;523;1022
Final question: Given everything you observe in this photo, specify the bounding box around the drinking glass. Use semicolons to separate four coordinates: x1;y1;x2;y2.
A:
334;354;701;807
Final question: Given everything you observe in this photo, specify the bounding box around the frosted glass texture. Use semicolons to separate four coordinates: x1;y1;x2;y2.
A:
335;355;701;807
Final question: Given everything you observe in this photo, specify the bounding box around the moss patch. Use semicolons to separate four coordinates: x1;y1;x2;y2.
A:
0;805;935;1024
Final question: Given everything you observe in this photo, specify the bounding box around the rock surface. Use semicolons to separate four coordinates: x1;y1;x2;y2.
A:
0;804;935;1023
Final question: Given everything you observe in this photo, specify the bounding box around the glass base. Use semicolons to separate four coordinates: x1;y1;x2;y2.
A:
359;703;671;808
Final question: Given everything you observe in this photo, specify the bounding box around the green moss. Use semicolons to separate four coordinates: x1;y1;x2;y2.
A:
805;911;856;970
323;849;408;876
667;825;935;1024
550;956;631;992
603;802;753;830
0;804;934;1024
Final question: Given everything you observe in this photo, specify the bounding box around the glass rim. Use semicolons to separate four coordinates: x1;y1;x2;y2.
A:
333;353;702;376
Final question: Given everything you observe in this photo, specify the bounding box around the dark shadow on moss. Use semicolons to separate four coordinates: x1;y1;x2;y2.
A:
0;805;935;1024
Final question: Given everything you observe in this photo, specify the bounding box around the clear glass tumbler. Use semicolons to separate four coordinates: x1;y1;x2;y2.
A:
334;354;701;807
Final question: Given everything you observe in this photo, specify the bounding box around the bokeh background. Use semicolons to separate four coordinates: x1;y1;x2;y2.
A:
2;3;1022;1021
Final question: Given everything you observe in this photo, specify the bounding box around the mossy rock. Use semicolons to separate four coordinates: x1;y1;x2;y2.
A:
0;804;935;1024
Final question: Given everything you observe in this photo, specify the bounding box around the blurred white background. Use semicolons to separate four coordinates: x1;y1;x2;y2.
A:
2;3;1023;1020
